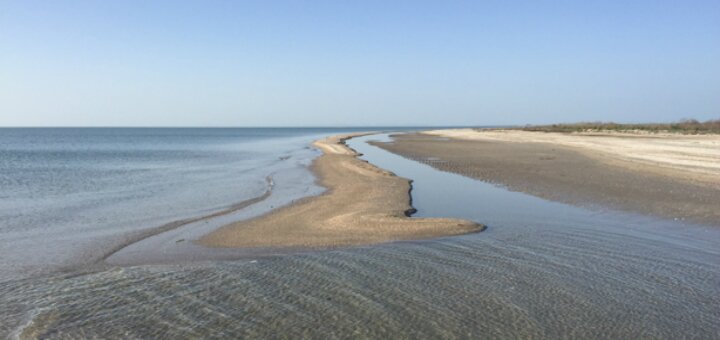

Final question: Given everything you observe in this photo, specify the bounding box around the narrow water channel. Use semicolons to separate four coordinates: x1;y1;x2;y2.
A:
347;133;720;338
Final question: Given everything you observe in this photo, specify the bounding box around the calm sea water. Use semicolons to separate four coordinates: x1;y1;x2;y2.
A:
0;128;378;279
1;130;718;338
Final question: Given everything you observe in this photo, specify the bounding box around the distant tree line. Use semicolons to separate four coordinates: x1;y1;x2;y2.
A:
520;119;720;134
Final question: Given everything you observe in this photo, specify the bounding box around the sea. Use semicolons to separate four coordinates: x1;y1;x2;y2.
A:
0;128;718;338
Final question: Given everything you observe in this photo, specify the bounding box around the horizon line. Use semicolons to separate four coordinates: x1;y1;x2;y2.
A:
0;125;513;129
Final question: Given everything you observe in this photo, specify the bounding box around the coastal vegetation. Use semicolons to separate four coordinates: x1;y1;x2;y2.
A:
519;119;720;134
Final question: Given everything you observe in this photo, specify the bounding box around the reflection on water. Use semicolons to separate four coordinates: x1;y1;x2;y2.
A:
1;133;719;338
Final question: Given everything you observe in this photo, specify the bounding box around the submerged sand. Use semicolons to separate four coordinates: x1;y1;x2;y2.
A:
375;129;720;226
200;134;483;248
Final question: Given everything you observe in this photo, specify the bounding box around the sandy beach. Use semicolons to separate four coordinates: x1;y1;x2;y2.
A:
374;129;720;226
200;133;483;248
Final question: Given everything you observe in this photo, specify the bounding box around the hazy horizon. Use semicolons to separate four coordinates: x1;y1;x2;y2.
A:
2;1;719;127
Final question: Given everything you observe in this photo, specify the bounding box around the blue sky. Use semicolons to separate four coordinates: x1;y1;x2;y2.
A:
1;1;718;126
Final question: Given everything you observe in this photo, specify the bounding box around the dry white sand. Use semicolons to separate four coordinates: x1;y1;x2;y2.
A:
425;129;720;186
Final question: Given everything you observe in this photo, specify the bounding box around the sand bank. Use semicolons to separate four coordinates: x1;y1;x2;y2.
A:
374;130;720;226
426;129;720;185
200;134;483;248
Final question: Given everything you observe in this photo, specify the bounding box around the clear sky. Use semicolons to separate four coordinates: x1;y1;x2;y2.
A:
1;1;718;127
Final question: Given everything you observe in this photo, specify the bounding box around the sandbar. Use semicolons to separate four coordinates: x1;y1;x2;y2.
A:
200;133;483;248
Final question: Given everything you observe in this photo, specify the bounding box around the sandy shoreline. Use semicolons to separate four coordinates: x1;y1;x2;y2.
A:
375;129;720;226
200;133;483;248
426;129;720;186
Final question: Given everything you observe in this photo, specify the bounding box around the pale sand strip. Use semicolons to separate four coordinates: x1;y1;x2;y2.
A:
425;129;720;187
199;133;483;248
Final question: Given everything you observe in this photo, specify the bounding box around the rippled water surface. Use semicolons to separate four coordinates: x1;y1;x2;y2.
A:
0;128;381;278
1;131;719;338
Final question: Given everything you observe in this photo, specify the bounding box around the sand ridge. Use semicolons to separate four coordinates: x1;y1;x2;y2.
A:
199;133;483;248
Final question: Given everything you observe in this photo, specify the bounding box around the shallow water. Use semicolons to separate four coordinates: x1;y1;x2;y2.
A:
1;132;719;338
0;128;392;279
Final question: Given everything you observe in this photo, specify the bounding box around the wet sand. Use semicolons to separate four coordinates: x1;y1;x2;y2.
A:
374;129;720;226
200;134;483;248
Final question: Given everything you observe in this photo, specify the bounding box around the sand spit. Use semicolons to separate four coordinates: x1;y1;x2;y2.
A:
200;134;483;248
375;130;720;226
